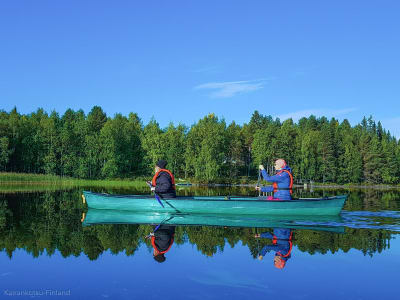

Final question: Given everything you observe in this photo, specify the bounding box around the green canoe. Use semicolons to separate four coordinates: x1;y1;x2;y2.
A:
82;191;347;216
82;209;345;233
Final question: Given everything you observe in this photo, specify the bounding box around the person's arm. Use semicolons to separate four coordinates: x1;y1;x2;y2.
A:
260;244;282;256
259;232;274;239
260;186;274;193
261;169;287;183
154;173;172;193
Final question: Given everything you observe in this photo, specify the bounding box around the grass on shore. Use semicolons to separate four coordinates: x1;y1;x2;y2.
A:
0;172;148;188
1;172;65;182
1;172;399;193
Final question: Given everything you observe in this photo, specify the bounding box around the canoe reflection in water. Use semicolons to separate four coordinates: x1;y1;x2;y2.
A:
146;225;176;263
254;228;293;269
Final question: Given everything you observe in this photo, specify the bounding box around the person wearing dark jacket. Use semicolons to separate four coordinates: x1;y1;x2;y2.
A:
255;159;293;200
150;225;175;263
150;160;176;198
254;228;293;269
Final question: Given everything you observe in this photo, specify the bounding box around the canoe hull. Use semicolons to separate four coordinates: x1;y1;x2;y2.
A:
82;209;345;233
83;192;347;216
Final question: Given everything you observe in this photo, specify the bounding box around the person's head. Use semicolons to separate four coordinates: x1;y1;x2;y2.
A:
274;255;286;269
274;159;287;170
153;248;166;263
155;160;167;173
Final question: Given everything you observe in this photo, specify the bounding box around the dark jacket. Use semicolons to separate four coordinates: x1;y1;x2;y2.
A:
259;228;292;262
260;166;293;200
154;171;176;198
153;225;175;253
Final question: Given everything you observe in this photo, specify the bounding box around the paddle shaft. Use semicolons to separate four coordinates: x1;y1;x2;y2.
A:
154;192;165;208
147;181;165;208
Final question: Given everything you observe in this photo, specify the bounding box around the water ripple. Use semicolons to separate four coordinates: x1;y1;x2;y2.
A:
281;210;400;232
341;210;400;218
338;210;400;232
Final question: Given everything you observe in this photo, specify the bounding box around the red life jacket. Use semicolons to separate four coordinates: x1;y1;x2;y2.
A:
152;169;176;190
272;169;293;195
274;231;293;258
151;235;174;254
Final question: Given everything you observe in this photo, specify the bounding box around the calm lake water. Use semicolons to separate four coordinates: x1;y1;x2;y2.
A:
1;186;399;299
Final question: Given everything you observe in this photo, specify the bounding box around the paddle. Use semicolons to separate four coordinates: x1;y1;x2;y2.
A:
147;181;165;208
163;200;181;213
257;169;261;197
145;215;175;239
154;193;165;208
146;181;181;212
255;228;260;253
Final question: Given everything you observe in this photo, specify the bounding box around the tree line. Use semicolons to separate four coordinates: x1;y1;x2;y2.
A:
0;106;399;184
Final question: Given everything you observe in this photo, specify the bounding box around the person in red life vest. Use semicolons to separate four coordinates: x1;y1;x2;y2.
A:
148;225;175;263
150;160;176;198
254;228;293;270
255;159;293;200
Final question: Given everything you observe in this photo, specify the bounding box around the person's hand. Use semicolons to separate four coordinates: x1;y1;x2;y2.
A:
151;187;155;192
259;165;265;170
258;255;263;261
145;232;154;239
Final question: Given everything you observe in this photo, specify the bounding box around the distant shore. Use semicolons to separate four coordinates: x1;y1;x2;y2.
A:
1;172;399;191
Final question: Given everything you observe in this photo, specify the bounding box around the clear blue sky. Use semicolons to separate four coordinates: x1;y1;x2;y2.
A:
1;1;399;137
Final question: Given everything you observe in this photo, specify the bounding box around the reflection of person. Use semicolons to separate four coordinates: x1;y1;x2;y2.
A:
150;225;175;263
150;160;176;198
254;228;293;269
255;159;293;200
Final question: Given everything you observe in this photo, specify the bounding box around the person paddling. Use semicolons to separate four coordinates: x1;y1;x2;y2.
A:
255;159;293;200
254;228;293;270
150;160;176;198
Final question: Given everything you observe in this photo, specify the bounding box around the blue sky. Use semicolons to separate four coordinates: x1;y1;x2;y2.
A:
1;1;399;137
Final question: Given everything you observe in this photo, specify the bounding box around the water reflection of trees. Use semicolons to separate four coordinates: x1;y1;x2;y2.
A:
0;190;399;260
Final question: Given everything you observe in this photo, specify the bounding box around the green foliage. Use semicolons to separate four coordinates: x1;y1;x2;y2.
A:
0;107;399;184
185;114;227;182
224;122;247;179
300;130;322;181
0;137;11;171
100;114;139;178
141;119;163;173
162;123;187;177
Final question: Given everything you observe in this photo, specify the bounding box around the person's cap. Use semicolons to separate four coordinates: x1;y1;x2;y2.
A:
153;254;166;263
156;160;167;169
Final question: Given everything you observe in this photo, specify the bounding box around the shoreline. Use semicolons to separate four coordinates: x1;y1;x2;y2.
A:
1;172;399;190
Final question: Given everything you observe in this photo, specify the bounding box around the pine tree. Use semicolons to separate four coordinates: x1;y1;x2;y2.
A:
381;137;399;184
363;136;384;184
319;121;338;183
300;130;322;181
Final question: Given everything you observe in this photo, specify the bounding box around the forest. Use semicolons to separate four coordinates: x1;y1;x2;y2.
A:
0;106;399;184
